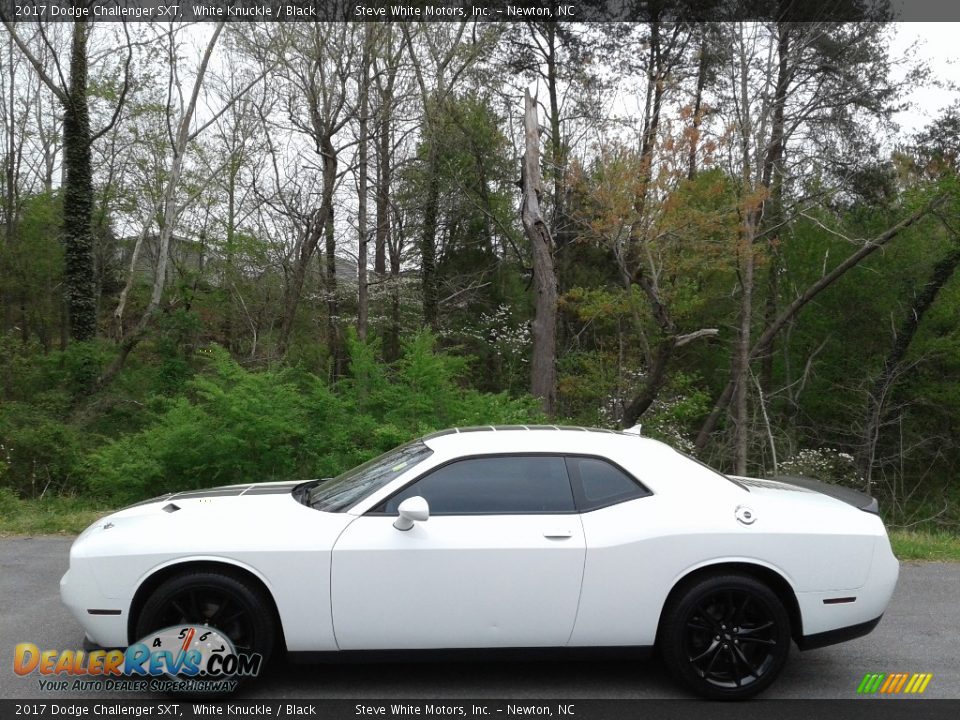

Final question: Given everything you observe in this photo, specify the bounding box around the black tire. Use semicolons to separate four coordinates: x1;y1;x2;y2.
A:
134;571;276;677
660;573;791;700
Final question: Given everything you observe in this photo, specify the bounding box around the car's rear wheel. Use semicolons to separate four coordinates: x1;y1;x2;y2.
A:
660;573;791;700
134;571;276;678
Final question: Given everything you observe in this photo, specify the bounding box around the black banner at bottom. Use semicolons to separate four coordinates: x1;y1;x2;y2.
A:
3;700;960;720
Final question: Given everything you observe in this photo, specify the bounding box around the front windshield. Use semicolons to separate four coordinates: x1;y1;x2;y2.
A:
307;440;434;512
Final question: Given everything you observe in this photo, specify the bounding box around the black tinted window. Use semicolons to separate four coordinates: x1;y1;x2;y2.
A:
382;456;575;514
566;457;649;511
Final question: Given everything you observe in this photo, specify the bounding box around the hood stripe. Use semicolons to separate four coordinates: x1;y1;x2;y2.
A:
122;482;305;508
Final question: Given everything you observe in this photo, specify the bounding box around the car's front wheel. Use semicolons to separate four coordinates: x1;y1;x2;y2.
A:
134;570;277;679
660;573;792;700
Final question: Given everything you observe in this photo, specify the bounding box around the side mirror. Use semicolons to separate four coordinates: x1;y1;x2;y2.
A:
393;496;430;531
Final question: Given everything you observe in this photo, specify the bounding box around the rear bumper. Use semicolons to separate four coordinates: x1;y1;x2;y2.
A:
797;614;883;650
794;532;898;643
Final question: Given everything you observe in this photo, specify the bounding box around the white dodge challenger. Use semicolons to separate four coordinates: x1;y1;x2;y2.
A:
61;425;899;699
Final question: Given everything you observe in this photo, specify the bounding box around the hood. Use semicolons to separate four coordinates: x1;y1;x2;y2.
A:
117;480;308;514
71;480;326;561
74;481;313;542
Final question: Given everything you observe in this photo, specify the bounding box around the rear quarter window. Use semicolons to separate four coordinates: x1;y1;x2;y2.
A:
565;456;651;511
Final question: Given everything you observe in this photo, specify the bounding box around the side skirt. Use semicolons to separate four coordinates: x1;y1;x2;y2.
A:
286;646;655;665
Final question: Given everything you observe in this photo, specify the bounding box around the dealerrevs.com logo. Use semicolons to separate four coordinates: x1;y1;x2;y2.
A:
14;625;261;693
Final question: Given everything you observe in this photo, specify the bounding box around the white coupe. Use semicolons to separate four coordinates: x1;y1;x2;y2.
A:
61;425;899;699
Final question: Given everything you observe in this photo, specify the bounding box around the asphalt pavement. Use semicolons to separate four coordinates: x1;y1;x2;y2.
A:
1;536;957;700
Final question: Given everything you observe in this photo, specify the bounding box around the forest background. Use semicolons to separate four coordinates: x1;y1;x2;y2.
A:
2;7;960;549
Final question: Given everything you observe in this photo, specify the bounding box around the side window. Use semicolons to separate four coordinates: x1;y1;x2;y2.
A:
378;456;575;515
566;457;650;511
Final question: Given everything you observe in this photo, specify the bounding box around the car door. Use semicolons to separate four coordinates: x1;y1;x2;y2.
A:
330;455;586;650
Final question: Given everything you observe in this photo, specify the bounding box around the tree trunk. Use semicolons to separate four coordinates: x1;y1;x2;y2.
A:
731;234;755;475
636;21;665;224
543;24;568;246
687;30;709;181
521;90;558;417
2;36;17;336
324;217;339;367
277;220;321;357
357;28;370;342
224;159;238;352
758;24;791;395
386;229;402;364
421;141;440;329
62;17;96;342
623;339;675;427
374;83;391;277
274;130;339;362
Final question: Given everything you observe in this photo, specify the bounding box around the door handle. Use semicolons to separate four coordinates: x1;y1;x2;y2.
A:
543;529;573;539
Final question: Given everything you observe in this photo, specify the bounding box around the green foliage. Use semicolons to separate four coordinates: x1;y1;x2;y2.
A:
0;192;64;350
0;489;110;535
0;335;113;403
639;374;712;453
0;401;84;498
0;488;17;517
889;530;960;562
86;346;329;501
83;334;543;504
402;92;527;342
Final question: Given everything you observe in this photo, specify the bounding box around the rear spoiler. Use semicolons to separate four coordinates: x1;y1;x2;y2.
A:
770;475;879;515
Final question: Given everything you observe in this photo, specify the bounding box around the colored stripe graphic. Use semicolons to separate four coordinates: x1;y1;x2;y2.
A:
858;672;932;695
857;673;886;694
879;674;897;693
893;673;909;693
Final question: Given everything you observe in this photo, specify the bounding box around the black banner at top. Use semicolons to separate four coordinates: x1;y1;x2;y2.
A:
0;0;952;23
0;0;946;23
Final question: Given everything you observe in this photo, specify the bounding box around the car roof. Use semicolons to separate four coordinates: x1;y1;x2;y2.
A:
420;425;664;457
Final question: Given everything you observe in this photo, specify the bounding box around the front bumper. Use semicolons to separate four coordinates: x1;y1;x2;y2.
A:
60;566;128;648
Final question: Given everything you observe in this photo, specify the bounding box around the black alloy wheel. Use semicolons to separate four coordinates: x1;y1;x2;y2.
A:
660;573;792;700
135;571;276;672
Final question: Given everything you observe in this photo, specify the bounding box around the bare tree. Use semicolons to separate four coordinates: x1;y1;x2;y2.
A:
262;23;358;364
371;25;408;360
102;22;227;384
357;25;374;342
521;90;557;416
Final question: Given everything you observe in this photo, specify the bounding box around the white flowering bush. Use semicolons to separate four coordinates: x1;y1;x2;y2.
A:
452;304;532;392
478;305;531;362
779;448;863;489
